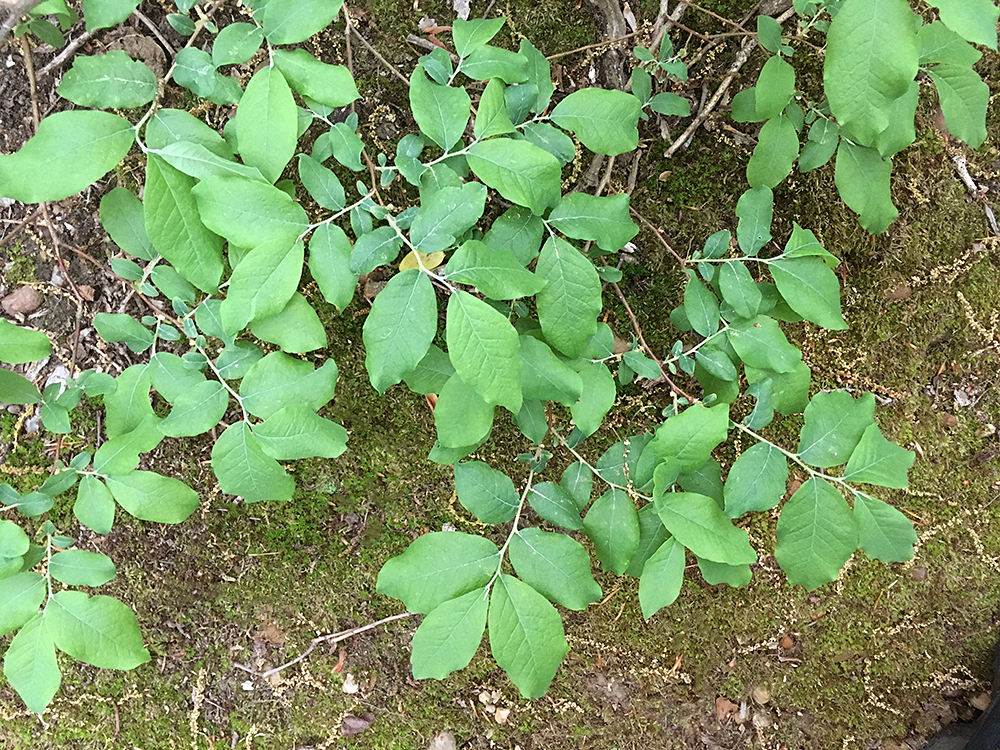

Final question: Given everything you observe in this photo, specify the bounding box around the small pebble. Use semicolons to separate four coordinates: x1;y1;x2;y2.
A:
912;567;928;581
1;286;42;315
780;635;794;650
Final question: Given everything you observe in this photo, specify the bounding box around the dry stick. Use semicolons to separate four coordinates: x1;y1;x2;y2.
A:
133;8;176;58
663;6;796;158
628;206;686;267
650;0;688;57
342;6;384;205
405;33;460;64
349;25;411;86
233;612;412;680
0;207;40;248
37;28;96;77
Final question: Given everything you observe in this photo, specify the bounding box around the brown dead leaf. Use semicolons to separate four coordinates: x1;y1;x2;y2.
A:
341;712;374;736
258;622;286;645
940;413;958;429
716;696;738;721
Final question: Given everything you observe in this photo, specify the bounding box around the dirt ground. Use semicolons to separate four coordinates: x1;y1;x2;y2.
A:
1;1;1000;749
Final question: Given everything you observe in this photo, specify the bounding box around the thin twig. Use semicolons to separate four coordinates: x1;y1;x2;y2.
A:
545;29;644;61
650;0;687;58
628;206;686;267
233;612;412;680
595;155;616;197
663;6;796;158
132;8;176;59
347;25;410;85
36;28;96;77
405;33;459;65
0;207;40;249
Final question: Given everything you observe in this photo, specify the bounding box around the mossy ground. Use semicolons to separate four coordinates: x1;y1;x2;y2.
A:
2;0;1000;748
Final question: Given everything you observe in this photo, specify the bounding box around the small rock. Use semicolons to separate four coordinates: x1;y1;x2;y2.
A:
752;710;772;730
751;685;770;705
241;680;254;691
2;286;42;315
7;404;21;414
494;707;510;725
941;413;959;429
427;731;457;750
912;566;928;581
341;712;374;736
971;692;991;711
342;673;359;694
780;634;795;650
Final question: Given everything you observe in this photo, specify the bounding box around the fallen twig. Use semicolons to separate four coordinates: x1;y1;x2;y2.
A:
37;28;96;77
628;205;686;267
233;612;412;680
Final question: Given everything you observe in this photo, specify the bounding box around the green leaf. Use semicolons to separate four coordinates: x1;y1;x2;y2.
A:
309;224;356;311
509;528;600;610
745;361;811;415
144;155;223;293
48;550;116;587
411;182;487;254
466;139;561;216
93;313;153;353
0;573;45;636
411;588;488;679
561;462;592;510
0;111;134;204
638;536;685;619
731;88;763;123
81;0;139;30
527;482;583;530
625;504;670;576
488;574;568;699
323;122;365;171
93;415;163;474
445;241;545;300
698;557;752;587
377;531;499;613
735;186;773;255
719;261;761;319
483;206;544;265
409;66;471;151
754;56;795;120
797;391;875;468
723;443;788;518
47;590;149;669
677;458;724;508
770;257;847;329
757;15;783;53
569;360;615;437
262;0;344;44
211;422;294;502
653;488;757;566
535;236;601;357
774;478;857;590
148;352;204;403
842;423;915;488
57;51;156;108
694;345;737;382
0;320;50;364
623;350;660;380
351;226;402;275
102;365;154;439
2;613;60;713
873;80;919;157
474;78;516;139
218;239;303;334
782;222;840;267
250;293;327;354
215;342;262;380
928;63;989;148
454;460;519;524
159;380;228;438
648;92;690;116
272;48;359;108
233;67;297;184
253;404;347;460
453;17;505;57
647;403;730;473
363;270;437;393
172;48;241;105
854;493;917;562
0;371;40;405
73;476;115;534
519;40;553;113
728;316;802;373
403;345;454;394
798;118;840;172
583;488;640;575
521;122;576;165
747;115;798;189
518;336;582;405
435;375;495;448
0;520;28;558
212;22;263;66
100;187;155;261
547;193;638;252
917;21;982;66
296;154;345;210
461;46;529;83
106;470;199;523
550;89;641;155
927;0;999;49
152;141;266;183
446;290;521;412
823;0;918;146
239;353;338;419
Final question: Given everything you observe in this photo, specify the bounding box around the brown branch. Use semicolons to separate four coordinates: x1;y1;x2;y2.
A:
628;206;686;268
344;21;411;86
544;29;645;61
37;28;96;77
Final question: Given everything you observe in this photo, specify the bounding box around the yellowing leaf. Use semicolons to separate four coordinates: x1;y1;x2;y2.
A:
399;249;444;272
